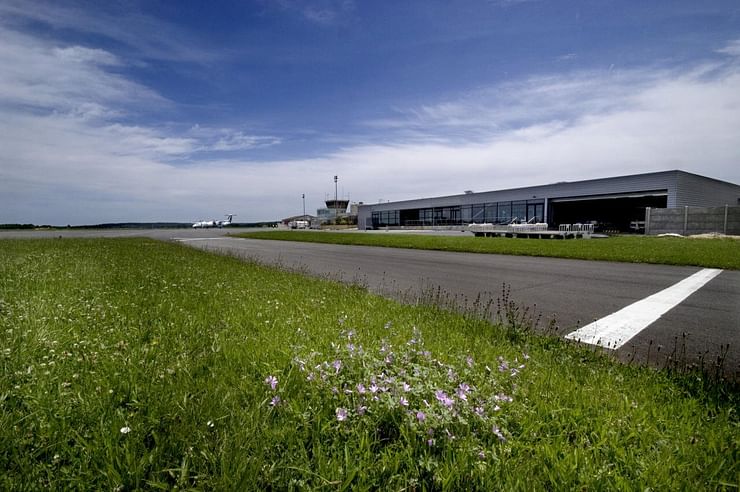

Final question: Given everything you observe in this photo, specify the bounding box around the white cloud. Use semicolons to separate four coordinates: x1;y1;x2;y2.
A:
716;39;740;57
0;0;219;63
0;27;165;115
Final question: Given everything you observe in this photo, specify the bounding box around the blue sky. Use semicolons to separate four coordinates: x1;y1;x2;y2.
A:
1;0;739;224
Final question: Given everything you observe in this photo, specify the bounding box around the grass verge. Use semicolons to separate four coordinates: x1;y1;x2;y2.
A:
233;230;740;269
1;238;738;489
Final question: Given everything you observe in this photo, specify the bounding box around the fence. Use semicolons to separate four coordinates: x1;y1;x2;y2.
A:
645;205;740;236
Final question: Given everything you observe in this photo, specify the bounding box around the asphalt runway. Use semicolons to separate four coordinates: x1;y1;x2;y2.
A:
3;228;738;377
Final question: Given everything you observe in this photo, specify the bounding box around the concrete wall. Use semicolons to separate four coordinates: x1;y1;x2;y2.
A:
645;205;740;235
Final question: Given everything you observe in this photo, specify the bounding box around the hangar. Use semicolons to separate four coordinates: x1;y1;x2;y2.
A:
357;170;740;232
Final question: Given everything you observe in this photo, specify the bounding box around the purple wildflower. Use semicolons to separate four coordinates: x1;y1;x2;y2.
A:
332;359;342;374
466;355;474;367
336;407;348;421
402;382;411;392
492;425;506;442
264;375;278;390
270;395;281;407
357;383;366;394
435;390;454;408
357;405;367;416
416;411;426;422
399;396;409;407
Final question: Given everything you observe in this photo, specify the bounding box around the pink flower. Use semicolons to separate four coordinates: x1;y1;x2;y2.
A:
264;375;278;390
435;390;454;408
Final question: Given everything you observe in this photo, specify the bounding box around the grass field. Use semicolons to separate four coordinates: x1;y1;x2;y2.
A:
1;238;738;489
233;230;740;270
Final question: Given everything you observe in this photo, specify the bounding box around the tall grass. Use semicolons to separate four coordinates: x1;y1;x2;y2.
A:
1;238;737;489
233;231;740;269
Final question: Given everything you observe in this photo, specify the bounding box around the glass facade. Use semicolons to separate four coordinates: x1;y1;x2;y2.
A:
371;199;545;228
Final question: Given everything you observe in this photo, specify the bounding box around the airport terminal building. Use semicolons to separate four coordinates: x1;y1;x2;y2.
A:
357;170;740;232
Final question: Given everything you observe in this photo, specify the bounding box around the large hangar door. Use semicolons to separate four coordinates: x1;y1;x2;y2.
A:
548;192;667;231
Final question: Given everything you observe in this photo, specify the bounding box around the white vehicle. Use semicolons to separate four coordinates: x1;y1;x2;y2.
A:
192;214;234;228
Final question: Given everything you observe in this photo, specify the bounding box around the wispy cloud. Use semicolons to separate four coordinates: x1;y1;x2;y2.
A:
716;39;740;57
270;0;356;26
0;26;165;115
0;0;219;63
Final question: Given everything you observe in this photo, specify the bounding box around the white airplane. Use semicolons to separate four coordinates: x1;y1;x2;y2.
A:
192;214;234;228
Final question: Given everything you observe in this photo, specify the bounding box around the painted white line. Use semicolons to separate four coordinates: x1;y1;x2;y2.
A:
564;268;723;350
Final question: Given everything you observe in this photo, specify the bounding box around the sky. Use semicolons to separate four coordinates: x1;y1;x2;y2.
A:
1;0;739;225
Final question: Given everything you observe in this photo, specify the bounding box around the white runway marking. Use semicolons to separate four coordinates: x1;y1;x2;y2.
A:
564;268;723;349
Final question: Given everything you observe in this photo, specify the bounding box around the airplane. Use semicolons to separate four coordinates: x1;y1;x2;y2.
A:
192;214;234;228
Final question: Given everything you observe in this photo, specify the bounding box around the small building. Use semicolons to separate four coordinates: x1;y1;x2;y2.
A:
281;214;317;229
357;170;740;233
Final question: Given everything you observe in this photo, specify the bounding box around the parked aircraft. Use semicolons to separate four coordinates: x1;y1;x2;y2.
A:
192;214;234;228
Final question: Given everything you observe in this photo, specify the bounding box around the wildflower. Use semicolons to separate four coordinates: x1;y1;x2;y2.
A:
478;450;486;460
474;406;485;417
207;420;215;428
336;407;348;421
466;355;474;367
399;396;409;407
492;425;506;442
457;382;470;401
402;382;411;392
332;360;342;374
270;395;281;407
357;405;367;416
120;426;131;435
357;383;366;394
427;438;434;447
494;393;513;403
435;390;454;408
416;411;426;422
264;375;278;390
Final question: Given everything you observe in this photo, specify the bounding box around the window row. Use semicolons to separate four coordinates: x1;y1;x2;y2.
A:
371;200;545;227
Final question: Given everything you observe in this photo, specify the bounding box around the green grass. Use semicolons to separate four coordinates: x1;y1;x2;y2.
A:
1;238;738;490
233;230;740;270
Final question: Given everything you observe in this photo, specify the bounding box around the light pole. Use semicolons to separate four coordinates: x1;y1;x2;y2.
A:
334;175;338;224
302;193;305;219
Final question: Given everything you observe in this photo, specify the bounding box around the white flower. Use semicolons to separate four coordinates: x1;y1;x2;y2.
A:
120;426;131;434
